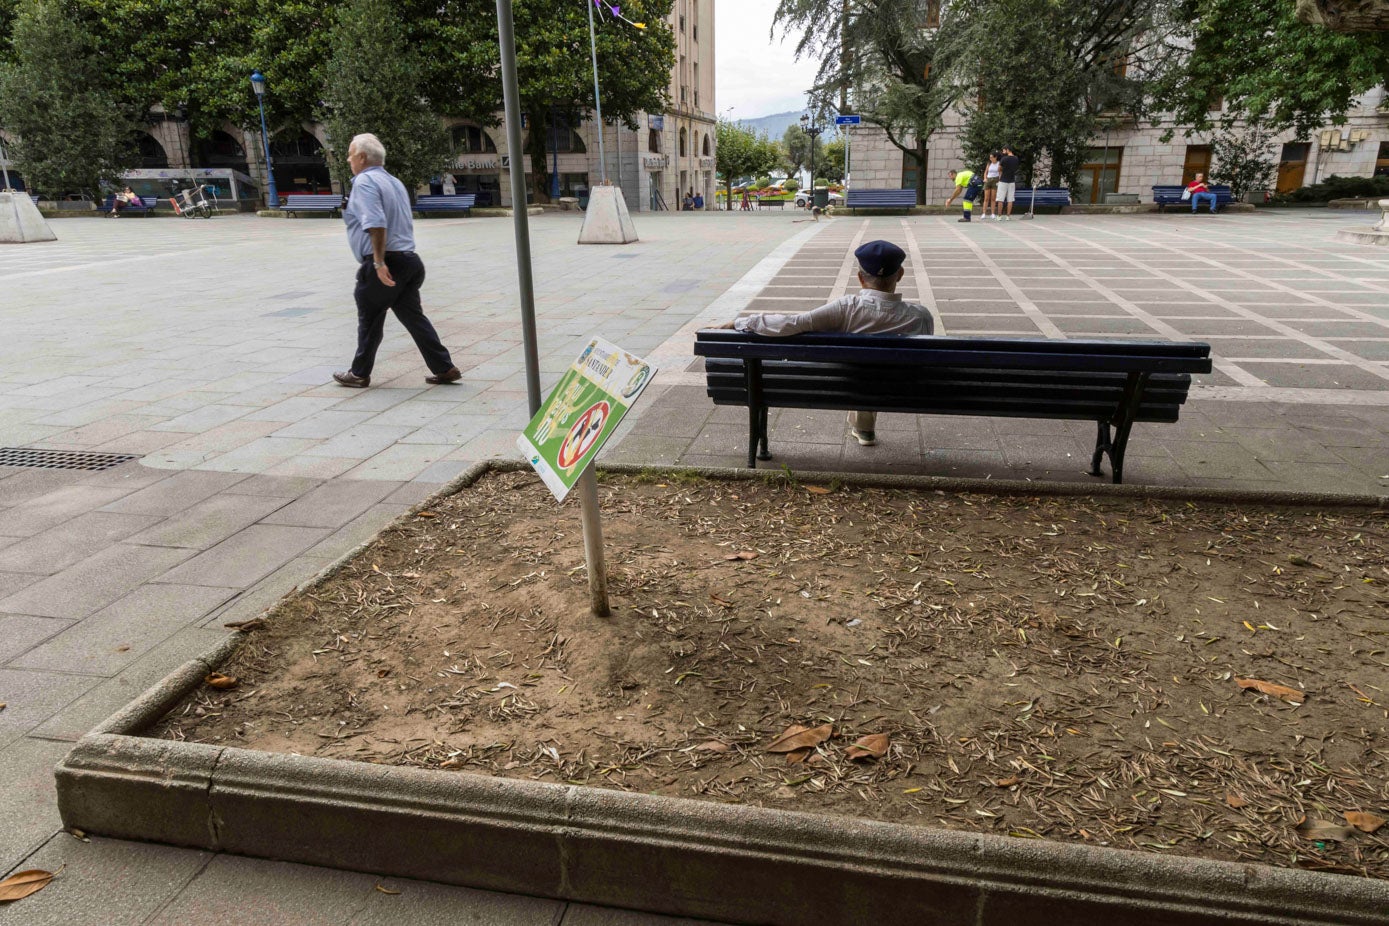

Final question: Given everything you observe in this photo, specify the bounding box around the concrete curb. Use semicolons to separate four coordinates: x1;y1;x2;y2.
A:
54;460;1388;925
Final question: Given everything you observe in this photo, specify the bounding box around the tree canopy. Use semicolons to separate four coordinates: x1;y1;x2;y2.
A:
715;118;781;204
0;0;138;197
321;0;453;195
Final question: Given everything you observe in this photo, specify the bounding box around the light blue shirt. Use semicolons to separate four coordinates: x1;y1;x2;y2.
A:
343;165;416;261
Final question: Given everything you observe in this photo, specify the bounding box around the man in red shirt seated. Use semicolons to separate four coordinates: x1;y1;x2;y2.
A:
1187;173;1218;214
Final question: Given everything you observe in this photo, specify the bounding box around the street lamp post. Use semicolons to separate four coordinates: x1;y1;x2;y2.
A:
800;113;824;208
249;70;280;209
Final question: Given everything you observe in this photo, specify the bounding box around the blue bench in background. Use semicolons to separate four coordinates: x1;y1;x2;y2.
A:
415;194;476;216
845;189;917;213
1152;184;1234;212
694;329;1211;483
1013;188;1071;212
283;194;344;217
100;195;158;216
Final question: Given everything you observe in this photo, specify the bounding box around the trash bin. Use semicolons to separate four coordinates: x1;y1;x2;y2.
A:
813;189;829;209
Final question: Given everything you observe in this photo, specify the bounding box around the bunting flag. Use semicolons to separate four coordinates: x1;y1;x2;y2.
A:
592;0;645;29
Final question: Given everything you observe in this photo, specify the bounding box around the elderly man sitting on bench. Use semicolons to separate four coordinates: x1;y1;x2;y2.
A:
717;239;934;447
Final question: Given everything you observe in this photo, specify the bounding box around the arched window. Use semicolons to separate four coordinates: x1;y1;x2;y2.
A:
195;130;248;173
702;134;711;157
136;133;167;169
679;128;687;158
270;130;323;160
450;124;497;154
545;118;586;154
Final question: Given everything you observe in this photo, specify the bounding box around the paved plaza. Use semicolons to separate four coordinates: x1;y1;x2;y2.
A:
1;207;1387;923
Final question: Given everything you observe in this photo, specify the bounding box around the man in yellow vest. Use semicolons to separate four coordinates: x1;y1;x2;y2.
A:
945;167;983;223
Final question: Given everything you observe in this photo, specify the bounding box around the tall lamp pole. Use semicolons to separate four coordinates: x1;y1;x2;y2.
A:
800;113;824;208
249;71;280;209
586;0;608;183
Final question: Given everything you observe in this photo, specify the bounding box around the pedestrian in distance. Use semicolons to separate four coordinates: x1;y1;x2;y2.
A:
996;146;1020;219
945;167;983;222
1186;173;1218;214
983;152;1001;221
712;239;934;448
332;133;461;389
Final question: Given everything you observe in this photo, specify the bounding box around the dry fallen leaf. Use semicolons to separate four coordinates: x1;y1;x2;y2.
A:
724;551;758;561
766;723;832;754
804;485;833;495
114;644;130;652
416;511;438;519
695;741;730;753
1235;677;1305;705
709;593;733;608
0;866;61;902
1225;793;1248;809
0;702;6;712
995;776;1022;788
224;618;266;632
204;672;240;690
1295;817;1355;842
845;733;890;761
1345;811;1386;834
374;884;402;895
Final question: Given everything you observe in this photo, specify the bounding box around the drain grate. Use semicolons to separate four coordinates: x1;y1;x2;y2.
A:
0;447;140;472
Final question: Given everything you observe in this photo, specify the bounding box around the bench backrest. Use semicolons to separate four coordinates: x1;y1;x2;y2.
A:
103;194;156;210
284;194;341;205
1152;184;1233;203
695;331;1210;422
845;189;916;205
415;194;476;208
1014;188;1071;206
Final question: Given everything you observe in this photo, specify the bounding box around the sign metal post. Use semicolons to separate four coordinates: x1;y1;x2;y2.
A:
518;338;657;616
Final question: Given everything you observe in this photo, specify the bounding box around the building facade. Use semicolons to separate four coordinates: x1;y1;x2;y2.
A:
846;87;1389;205
4;2;715;210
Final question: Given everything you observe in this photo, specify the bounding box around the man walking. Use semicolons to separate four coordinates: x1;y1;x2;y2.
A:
996;146;1020;219
333;133;460;389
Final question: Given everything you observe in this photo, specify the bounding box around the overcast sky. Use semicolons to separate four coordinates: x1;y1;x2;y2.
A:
714;0;823;120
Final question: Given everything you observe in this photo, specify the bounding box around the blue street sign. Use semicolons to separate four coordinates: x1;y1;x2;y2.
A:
835;115;862;125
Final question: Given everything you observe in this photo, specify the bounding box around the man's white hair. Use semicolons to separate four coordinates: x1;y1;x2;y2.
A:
350;133;386;166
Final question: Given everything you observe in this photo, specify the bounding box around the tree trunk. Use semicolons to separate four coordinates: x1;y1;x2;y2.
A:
916;139;927;205
526;107;552;205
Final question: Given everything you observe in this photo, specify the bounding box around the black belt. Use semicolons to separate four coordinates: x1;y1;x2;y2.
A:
362;250;415;260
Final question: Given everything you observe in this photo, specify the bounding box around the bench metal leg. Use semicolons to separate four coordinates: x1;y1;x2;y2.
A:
744;359;767;469
1090;422;1111;478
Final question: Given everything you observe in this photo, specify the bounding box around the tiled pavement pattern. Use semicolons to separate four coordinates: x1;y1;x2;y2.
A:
2;212;802;925
615;211;1389;492
1;209;1386;923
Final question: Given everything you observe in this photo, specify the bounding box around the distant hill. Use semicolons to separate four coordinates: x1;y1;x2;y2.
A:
737;111;802;140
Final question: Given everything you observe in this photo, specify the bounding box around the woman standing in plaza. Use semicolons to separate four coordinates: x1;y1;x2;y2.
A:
983;152;1001;221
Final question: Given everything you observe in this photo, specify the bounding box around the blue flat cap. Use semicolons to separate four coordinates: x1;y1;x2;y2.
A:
855;240;906;277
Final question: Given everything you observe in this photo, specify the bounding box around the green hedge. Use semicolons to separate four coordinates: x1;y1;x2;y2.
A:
1273;174;1389;204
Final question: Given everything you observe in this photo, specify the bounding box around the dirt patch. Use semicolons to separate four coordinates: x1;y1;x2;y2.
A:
158;470;1389;878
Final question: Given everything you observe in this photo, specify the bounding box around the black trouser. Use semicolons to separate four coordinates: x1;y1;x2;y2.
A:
350;251;453;378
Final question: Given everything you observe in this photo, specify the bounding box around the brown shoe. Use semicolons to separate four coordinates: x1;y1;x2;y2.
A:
333;371;370;388
425;366;462;384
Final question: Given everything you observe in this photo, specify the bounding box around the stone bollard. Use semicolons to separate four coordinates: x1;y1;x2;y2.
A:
1376;198;1389;232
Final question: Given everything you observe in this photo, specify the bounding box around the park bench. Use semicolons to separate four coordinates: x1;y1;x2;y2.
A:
757;198;787;210
1152;184;1234;212
846;189;916;213
1014;188;1071;212
99;195;158;216
415;193;476;216
693;330;1211;483
282;194;344;217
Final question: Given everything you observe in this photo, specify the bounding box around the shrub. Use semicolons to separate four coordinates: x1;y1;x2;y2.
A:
1272;174;1389;203
781;178;800;192
754;175;772;190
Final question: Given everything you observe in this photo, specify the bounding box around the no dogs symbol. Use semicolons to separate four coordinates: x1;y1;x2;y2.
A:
557;401;610;470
